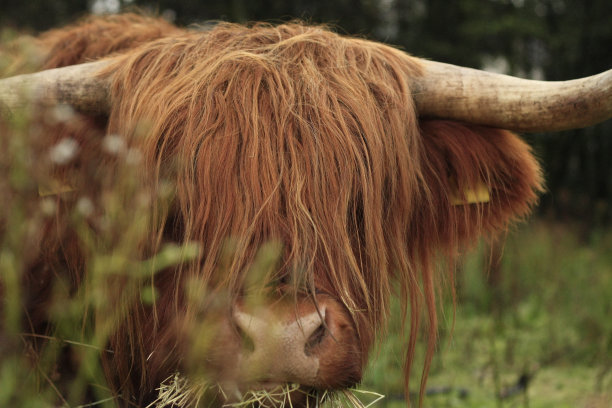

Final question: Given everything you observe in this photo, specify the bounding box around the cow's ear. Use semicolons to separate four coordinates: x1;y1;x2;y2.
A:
417;120;544;250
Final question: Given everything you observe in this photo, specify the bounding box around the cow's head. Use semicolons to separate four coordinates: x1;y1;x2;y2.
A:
1;17;611;407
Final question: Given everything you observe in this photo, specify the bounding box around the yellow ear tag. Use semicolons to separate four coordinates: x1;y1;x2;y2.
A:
38;180;74;197
450;181;490;205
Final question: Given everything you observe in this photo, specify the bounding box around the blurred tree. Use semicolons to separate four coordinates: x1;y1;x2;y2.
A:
0;0;90;31
531;0;612;226
2;0;611;224
129;0;383;36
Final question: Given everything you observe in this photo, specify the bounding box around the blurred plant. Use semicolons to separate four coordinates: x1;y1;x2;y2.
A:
0;92;202;405
0;96;387;407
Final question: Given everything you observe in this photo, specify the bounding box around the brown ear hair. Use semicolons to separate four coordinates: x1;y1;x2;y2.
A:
416;119;544;252
401;120;543;400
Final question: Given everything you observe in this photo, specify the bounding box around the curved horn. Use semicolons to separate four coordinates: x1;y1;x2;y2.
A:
412;60;612;132
1;57;611;133
0;60;111;115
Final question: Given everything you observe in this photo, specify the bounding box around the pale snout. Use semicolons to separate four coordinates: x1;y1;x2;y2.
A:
224;295;363;391
233;305;325;386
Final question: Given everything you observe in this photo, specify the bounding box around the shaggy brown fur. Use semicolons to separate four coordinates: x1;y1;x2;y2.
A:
8;13;543;406
39;13;182;69
0;14;180;77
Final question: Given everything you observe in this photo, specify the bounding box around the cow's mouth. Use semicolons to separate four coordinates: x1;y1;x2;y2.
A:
242;383;322;408
238;381;315;396
249;381;285;391
218;380;321;408
165;294;363;406
148;376;310;407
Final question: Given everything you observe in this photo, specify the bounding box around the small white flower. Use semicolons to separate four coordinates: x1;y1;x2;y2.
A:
51;104;75;123
76;197;94;217
49;138;79;165
46;104;75;123
102;134;127;155
39;198;57;216
125;148;143;165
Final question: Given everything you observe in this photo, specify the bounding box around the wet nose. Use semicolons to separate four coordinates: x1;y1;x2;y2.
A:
233;305;327;386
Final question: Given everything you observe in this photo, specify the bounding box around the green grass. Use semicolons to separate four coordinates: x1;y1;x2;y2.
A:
362;223;612;407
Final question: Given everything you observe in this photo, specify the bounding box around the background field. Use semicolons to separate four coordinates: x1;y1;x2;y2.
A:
363;223;612;407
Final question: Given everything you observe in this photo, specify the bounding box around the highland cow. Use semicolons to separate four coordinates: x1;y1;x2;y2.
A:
1;13;611;407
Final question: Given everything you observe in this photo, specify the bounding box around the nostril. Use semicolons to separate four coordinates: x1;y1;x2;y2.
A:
304;322;327;355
